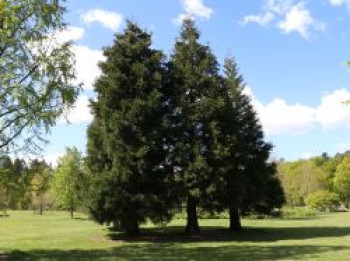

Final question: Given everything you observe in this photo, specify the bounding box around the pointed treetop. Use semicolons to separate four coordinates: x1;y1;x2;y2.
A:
179;18;200;43
224;56;245;99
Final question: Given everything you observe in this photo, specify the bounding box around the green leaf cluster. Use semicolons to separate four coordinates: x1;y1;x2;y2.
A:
0;0;79;153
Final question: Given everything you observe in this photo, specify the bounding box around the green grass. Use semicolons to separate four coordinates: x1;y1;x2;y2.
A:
2;211;350;260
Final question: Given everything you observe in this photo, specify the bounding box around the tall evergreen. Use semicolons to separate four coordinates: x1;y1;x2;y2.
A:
86;22;177;235
220;57;285;230
168;19;222;234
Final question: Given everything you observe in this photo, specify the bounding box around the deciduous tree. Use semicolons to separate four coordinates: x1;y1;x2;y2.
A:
0;0;79;152
54;147;86;218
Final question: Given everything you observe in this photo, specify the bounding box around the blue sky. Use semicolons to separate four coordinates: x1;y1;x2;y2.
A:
43;0;350;164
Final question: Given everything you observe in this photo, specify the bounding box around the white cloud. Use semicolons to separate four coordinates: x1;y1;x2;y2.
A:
245;87;350;135
82;9;123;31
54;26;85;43
73;45;104;90
241;0;291;27
278;2;325;39
46;27;104;90
329;0;350;8
241;12;275;27
315;89;350;129
266;0;293;15
258;99;316;135
245;88;316;135
174;0;213;24
59;95;92;124
241;0;325;39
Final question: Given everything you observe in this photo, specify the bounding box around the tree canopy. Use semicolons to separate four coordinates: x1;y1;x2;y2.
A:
54;147;86;218
0;0;79;152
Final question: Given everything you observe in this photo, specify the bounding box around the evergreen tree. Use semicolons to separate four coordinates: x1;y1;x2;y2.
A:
168;19;222;234
87;22;177;235
218;57;284;230
0;155;13;214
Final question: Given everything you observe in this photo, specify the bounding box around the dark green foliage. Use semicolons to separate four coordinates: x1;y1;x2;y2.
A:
213;57;284;230
167;19;223;234
87;19;287;235
87;22;178;235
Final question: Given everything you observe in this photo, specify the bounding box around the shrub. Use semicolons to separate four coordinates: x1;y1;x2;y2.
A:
306;190;340;212
281;207;317;219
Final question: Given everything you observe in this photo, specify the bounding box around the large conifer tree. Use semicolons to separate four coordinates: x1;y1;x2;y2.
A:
220;58;285;231
168;19;222;234
86;22;177;235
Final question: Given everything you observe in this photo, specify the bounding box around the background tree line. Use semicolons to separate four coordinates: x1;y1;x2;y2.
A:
0;147;88;217
277;151;350;211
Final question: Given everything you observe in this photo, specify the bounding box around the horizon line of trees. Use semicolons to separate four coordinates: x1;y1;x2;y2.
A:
277;151;350;211
0;148;89;218
86;19;285;236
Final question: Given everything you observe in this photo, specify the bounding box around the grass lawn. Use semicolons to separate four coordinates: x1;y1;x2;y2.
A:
2;211;350;260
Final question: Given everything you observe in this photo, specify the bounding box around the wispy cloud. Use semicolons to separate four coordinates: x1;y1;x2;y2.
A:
329;0;350;9
241;0;325;40
173;0;213;24
82;9;123;31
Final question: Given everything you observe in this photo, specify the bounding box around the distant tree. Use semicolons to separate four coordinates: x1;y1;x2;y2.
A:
0;0;79;152
334;156;350;207
7;158;28;209
313;155;341;191
29;159;52;215
87;22;178;235
167;19;223;234
0;155;13;215
277;159;324;207
54;147;86;218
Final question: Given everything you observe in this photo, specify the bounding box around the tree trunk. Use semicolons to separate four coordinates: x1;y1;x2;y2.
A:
70;208;74;219
39;195;43;215
120;217;140;236
229;201;242;231
185;195;200;234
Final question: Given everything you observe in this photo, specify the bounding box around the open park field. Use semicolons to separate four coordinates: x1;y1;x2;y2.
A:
2;211;350;260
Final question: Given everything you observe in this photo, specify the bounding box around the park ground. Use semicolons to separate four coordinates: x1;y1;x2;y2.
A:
2;211;350;260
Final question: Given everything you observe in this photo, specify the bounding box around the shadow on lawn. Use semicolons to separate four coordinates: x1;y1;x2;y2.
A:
8;244;349;261
107;226;350;243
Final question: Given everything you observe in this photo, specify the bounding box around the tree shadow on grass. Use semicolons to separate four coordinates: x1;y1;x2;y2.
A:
8;244;350;261
107;226;350;243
